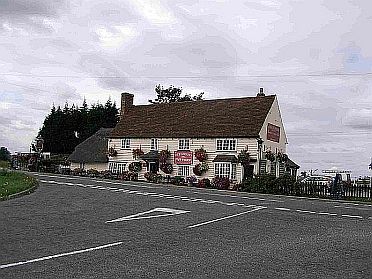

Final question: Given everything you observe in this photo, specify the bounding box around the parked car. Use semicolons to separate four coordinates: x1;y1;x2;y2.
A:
301;175;333;186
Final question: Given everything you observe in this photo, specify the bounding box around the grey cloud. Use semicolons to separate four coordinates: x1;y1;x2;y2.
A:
0;0;69;33
0;0;67;16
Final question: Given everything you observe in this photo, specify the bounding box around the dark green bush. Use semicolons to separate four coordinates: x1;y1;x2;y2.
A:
212;176;230;190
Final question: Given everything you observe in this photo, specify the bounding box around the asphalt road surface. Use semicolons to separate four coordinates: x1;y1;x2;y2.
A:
1;173;371;278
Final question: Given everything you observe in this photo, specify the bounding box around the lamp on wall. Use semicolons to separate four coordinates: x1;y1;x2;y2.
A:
256;137;263;175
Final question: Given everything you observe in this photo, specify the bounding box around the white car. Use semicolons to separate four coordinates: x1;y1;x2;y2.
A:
301;176;333;186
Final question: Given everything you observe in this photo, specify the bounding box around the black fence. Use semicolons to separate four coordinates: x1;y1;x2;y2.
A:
296;182;372;200
239;175;372;201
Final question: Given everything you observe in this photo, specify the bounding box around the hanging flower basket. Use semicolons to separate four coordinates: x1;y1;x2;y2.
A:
128;162;142;172
132;148;144;159
265;150;276;162
108;147;117;157
159;150;171;163
277;152;288;163
238;149;251;166
193;162;209;176
160;163;173;174
194;147;207;162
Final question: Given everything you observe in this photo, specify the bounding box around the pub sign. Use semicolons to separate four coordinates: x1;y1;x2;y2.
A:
267;123;280;143
174;151;193;165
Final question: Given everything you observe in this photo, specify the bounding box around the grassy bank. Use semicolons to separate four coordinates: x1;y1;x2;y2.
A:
0;160;9;169
0;170;38;200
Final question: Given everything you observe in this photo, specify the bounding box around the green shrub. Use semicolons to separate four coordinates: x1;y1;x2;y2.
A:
238;174;297;195
212;176;230;190
198;178;211;188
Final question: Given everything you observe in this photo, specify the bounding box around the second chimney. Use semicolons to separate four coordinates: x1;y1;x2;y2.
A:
121;92;134;115
257;87;265;97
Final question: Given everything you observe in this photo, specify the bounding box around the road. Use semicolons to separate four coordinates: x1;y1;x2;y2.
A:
1;173;371;278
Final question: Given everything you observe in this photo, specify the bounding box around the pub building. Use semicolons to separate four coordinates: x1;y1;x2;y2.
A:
108;88;299;183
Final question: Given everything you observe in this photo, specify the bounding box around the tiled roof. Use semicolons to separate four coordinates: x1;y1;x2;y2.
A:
68;128;113;163
110;95;275;138
286;158;300;169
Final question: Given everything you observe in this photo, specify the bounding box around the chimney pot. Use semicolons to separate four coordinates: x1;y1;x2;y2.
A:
257;87;265;97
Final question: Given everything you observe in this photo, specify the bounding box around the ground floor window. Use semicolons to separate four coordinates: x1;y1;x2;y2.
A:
109;162;126;174
214;163;237;180
178;165;190;177
270;161;276;176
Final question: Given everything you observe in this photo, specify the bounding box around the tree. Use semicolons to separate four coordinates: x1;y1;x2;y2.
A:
38;98;119;154
149;84;204;104
0;147;11;161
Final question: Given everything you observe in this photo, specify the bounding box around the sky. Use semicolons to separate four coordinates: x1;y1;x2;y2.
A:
0;0;371;178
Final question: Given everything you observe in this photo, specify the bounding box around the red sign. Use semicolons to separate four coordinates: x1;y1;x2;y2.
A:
174;151;193;165
267;123;280;143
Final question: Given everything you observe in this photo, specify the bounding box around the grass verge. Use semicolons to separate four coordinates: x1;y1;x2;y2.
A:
0;170;38;200
0;160;9;169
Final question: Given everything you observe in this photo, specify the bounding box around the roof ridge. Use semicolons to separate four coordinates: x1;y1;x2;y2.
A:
133;94;276;108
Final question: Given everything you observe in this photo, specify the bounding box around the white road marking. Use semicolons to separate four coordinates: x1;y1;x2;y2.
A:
40;178;370;221
296;210;316;214
275;207;291;211
106;208;190;223
341;214;363;219
191;191;282;203
318;212;337;216
0;242;123;269
36;173;155;188
188;207;266;228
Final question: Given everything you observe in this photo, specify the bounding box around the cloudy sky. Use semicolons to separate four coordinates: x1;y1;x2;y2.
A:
1;0;371;177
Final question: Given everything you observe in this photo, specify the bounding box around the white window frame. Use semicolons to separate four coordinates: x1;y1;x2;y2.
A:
216;139;237;151
150;138;158;150
178;139;190;150
121;138;131;149
109;162;126;174
214;162;237;180
178;165;190;177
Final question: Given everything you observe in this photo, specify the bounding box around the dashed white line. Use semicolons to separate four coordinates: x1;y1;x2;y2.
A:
0;242;123;270
341;214;363;219
40;178;371;221
296;210;316;214
275;207;291;211
318;212;337;216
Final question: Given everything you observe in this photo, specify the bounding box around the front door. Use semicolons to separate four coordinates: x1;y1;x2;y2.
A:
243;165;254;180
149;162;158;173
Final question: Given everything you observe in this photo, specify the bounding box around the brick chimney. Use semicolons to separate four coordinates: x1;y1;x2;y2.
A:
257;87;265;97
121;92;134;115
